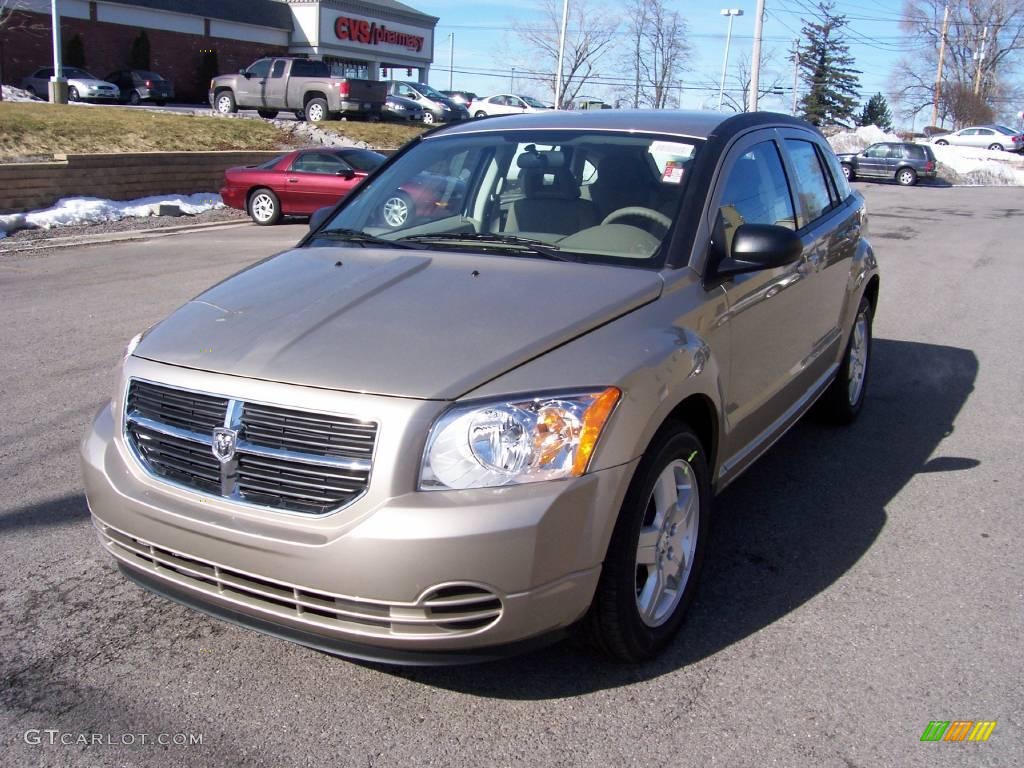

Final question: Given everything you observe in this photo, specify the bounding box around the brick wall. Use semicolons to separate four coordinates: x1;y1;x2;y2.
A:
0;151;283;213
0;10;288;102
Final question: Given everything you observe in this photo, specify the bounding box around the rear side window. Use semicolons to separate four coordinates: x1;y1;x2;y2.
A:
784;139;835;227
270;60;286;79
714;140;797;255
291;59;330;78
903;145;925;160
819;144;852;200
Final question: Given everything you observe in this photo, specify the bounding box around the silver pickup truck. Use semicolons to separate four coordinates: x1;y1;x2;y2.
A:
209;57;386;122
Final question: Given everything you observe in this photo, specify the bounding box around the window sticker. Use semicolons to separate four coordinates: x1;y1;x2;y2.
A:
650;141;694;157
662;160;686;184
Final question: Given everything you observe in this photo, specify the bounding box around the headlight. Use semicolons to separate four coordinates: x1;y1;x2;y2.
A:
420;388;620;490
124;331;143;359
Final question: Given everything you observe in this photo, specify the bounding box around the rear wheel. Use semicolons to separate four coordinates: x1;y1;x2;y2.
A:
819;295;872;424
128;90;141;106
215;91;236;114
583;424;710;662
934;139;949;146
257;109;279;119
896;167;917;186
304;97;328;122
474;110;487;118
987;142;1004;151
26;85;37;98
841;163;854;181
155;100;166;107
248;188;281;226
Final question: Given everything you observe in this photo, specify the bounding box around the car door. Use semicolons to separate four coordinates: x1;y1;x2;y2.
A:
951;128;975;147
706;130;824;459
286;152;361;213
974;127;996;148
856;143;890;177
263;59;287;108
238;59;270;103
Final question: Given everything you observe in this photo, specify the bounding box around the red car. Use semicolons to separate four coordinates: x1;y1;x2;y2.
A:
220;148;464;227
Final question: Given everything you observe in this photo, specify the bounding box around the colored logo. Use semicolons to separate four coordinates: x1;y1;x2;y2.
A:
920;721;997;742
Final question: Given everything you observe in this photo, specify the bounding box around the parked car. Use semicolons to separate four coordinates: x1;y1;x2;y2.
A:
471;93;549;118
20;67;119;102
221;148;465;227
104;69;175;105
836;141;937;186
383;94;425;122
385;81;469;124
930;124;1024;152
210;57;386;121
440;90;477;108
84;110;878;665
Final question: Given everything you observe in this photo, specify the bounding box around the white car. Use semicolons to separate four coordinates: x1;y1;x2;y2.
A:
20;66;120;102
472;94;550;118
930;124;1024;153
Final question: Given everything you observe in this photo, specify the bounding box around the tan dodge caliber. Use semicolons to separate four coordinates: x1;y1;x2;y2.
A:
82;111;878;664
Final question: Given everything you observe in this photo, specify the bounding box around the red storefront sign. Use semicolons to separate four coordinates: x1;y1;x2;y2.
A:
335;17;425;53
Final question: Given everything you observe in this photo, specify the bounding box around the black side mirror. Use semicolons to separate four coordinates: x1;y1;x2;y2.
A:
715;224;803;277
308;206;333;232
240;69;250;78
336;169;356;180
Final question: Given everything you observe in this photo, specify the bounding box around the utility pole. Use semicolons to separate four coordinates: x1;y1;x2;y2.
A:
446;33;454;91
790;37;800;115
748;0;765;112
49;0;68;103
510;67;515;92
554;0;569;109
931;2;950;127
973;25;988;95
718;9;743;111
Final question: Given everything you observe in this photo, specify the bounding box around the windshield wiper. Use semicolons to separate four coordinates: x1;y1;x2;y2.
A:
399;233;576;262
312;228;415;249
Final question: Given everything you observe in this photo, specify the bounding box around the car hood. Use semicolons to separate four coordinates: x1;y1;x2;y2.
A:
134;247;663;400
835;152;857;159
69;78;116;87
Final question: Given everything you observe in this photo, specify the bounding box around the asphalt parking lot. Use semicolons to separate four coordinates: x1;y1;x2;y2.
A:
1;185;1021;767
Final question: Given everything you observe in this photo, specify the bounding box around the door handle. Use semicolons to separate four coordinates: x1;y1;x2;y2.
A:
287;178;299;183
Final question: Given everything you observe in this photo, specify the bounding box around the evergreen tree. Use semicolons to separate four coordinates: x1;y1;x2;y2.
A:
798;2;861;126
64;34;86;68
129;30;151;70
858;93;893;131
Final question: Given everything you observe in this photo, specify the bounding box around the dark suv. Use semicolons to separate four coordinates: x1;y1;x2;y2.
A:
836;142;937;186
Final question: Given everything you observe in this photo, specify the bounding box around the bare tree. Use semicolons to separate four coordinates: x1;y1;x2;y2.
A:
891;0;1024;126
509;0;619;109
703;49;784;113
638;0;690;108
0;0;45;102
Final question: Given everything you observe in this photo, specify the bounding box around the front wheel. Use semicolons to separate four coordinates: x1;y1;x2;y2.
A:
819;295;872;424
987;142;1004;151
128;90;141;106
248;188;281;226
583;425;710;662
934;139;949;146
215;91;236;114
422;111;435;124
896;167;917;186
474;110;487;118
26;85;37;98
841;163;854;181
68;86;80;102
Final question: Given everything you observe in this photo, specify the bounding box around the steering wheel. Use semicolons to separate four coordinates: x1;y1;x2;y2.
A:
601;206;672;230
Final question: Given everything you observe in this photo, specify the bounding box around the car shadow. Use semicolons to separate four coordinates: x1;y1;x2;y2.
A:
0;493;90;533
379;338;978;698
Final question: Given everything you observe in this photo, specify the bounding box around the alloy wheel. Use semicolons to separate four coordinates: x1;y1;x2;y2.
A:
216;95;232;114
847;311;869;406
634;459;700;628
307;102;325;122
382;195;410;227
250;193;276;223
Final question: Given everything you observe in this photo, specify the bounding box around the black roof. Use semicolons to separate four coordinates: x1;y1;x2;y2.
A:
101;0;293;30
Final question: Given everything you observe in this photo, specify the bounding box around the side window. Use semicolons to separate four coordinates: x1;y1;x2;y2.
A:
863;144;887;158
784;139;834;227
714;140;796;254
820;144;852;200
247;59;271;79
291;152;347;174
270;60;286;79
977;128;993;136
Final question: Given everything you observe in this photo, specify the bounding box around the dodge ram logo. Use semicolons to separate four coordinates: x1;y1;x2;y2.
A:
212;428;238;463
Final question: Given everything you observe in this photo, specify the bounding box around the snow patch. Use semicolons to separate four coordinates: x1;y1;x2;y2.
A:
828;125;1024;186
0;85;44;102
0;193;223;235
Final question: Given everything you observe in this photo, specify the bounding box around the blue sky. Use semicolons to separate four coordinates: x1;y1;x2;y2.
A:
414;0;918;125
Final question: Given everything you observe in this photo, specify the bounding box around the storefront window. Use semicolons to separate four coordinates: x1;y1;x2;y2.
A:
327;59;369;80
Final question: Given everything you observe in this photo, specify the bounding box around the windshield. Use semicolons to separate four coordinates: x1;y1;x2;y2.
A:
522;96;548;108
993;125;1017;136
416;83;447;100
65;68;95;79
314;129;700;268
339;149;386;172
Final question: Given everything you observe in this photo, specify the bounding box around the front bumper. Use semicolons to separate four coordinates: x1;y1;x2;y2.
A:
81;363;634;663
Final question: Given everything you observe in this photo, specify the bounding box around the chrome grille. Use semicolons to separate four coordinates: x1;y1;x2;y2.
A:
124;379;376;515
98;522;504;638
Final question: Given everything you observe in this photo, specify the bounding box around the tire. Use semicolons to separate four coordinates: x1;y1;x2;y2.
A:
896;167;917;186
155;100;166;107
583;424;710;662
841;163;854;181
304;97;328;122
68;86;80;102
129;91;141;106
819;295;873;424
294;110;305;121
474;110;487;119
248;188;281;226
380;191;415;228
215;91;236;114
26;85;37;98
987;142;1004;151
422;111;436;125
257;109;279;119
934;139;949;146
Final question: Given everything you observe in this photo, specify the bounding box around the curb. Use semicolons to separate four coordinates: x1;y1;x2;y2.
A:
0;218;254;253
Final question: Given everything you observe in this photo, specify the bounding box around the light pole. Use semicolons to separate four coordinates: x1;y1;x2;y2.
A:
718;9;743;111
511;66;515;92
49;0;68;104
448;32;454;91
554;0;569;109
748;0;765;112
